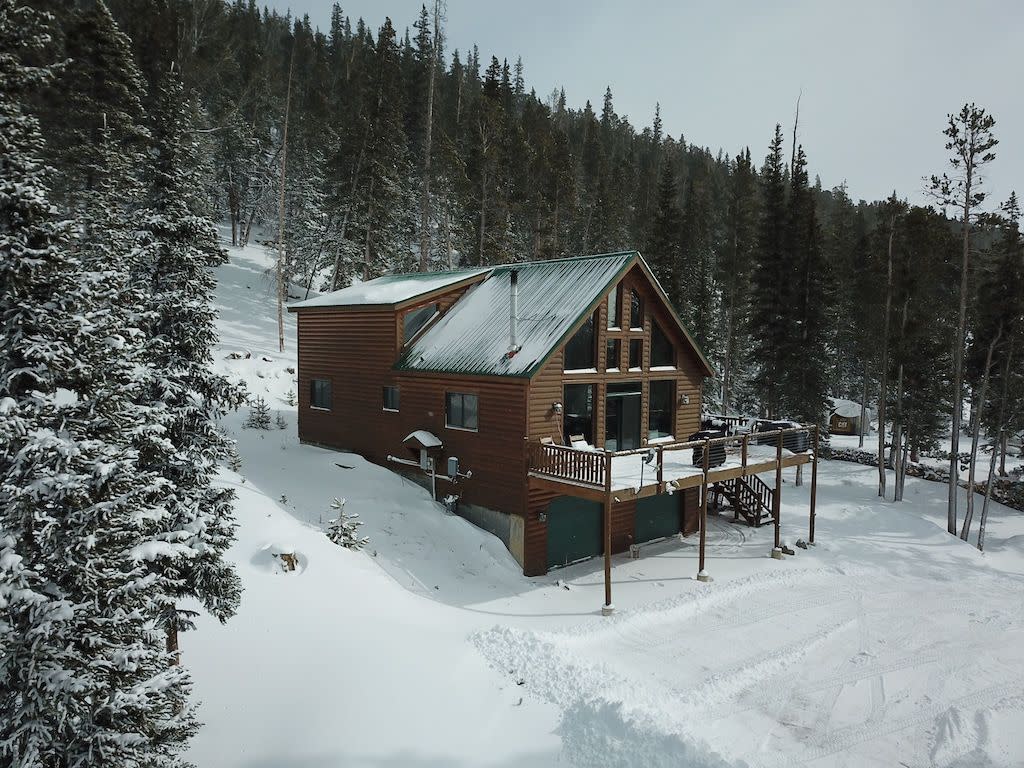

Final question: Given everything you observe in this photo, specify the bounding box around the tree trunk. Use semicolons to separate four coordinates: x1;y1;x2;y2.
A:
977;429;1000;552
418;2;440;272
859;363;868;449
979;342;1015;549
999;432;1008;477
948;163;974;535
276;49;295;354
878;214;895;497
328;130;368;291
892;297;909;501
960;328;1000;540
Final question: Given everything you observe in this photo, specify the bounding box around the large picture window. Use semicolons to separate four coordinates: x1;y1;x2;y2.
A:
651;321;675;368
445;392;479;431
563;384;594;445
564;312;596;370
649;380;675;440
310;378;332;410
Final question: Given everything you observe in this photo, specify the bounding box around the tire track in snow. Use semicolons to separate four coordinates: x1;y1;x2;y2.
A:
797;676;1024;764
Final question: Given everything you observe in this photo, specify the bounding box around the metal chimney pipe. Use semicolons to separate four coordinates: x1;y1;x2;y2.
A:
509;269;520;352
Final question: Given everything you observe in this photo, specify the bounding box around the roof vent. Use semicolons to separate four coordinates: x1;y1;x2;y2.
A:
507;269;521;358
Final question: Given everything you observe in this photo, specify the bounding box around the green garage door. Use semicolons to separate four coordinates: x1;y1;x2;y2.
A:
546;496;603;569
635;493;681;543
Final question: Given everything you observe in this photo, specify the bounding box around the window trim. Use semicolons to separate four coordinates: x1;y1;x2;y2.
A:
382;385;400;412
445;391;479;432
310;377;332;411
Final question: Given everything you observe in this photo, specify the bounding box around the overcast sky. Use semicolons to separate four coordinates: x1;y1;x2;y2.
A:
274;0;1022;207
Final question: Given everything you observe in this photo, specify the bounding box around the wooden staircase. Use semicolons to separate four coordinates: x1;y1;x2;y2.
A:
712;475;775;527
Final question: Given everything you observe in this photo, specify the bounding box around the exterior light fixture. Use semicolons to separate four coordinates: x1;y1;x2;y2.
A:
552;401;563;414
679;393;690;406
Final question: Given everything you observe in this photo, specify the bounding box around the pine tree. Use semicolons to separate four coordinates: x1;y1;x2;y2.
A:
779;145;830;427
0;5;196;763
647;162;683;308
326;498;369;550
133;65;247;657
751;125;789;417
929;103;998;535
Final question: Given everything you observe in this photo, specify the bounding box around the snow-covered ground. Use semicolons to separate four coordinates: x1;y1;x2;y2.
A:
183;238;1024;767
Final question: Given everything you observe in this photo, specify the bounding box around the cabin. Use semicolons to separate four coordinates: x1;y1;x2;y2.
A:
829;397;869;436
289;251;818;582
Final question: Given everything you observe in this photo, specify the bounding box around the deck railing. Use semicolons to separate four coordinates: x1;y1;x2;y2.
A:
528;426;816;491
527;441;607;487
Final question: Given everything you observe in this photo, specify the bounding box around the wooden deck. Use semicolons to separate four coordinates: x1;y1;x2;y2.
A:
527;428;813;501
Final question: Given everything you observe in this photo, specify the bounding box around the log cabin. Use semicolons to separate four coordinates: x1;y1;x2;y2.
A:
288;251;814;578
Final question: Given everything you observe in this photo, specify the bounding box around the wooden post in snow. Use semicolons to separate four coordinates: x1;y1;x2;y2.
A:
602;450;614;615
772;430;784;559
697;438;711;582
810;425;819;544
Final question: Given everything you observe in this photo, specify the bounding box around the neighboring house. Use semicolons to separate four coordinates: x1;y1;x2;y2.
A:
289;251;714;575
829;397;870;436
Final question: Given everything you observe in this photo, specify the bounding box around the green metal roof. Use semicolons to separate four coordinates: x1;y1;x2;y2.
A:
395;252;637;377
289;267;488;309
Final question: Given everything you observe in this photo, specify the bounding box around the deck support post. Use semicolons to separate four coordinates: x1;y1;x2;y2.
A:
697;438;711;581
771;430;784;559
602;451;614;615
809;425;819;544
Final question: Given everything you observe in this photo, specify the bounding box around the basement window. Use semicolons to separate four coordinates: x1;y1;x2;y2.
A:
445;392;478;431
310;378;332;410
383;385;400;412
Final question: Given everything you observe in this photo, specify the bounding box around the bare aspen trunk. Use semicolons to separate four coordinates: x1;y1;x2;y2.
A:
892;298;909;501
978;343;1014;548
859;363;869;449
276;50;295;354
878;214;895;497
977;430;1000;552
961;329;1000;540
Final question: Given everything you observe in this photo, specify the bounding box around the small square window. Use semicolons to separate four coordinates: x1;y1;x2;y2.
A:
310;378;332;410
383;385;400;411
606;339;620;370
445;392;479;431
629;338;643;369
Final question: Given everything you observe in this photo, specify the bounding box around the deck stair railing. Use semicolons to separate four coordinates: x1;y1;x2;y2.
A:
714;475;775;526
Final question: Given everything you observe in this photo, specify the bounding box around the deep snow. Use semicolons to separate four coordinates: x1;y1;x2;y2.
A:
183;238;1024;768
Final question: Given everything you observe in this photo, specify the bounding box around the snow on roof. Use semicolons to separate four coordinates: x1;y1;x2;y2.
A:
289;268;488;309
395;252;637;377
403;430;443;449
830;397;863;419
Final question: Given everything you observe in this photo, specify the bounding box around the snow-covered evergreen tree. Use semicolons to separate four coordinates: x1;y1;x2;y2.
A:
326;498;369;550
132;64;247;656
0;4;196;764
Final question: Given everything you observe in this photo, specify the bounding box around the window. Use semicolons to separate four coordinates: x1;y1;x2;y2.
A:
629;338;643;370
383;385;400;411
563;384;594;445
649;380;675;439
651;321;675;367
630;289;643;329
607;285;622;329
403;303;438;343
445;392;478;431
310;378;332;410
606;339;620;370
564;312;596;370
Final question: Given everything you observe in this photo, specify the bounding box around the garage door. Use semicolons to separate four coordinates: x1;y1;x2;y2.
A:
635;493;681;543
546;496;603;569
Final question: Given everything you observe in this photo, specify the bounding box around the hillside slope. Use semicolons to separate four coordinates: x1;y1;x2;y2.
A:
184;240;1024;768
